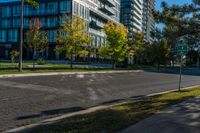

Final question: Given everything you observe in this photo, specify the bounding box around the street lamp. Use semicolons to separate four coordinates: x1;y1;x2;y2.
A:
19;0;24;72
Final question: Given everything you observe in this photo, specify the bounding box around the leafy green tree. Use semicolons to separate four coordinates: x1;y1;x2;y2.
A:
19;0;39;71
154;1;200;66
127;31;145;64
25;19;48;69
149;39;171;70
99;21;128;69
154;1;200;41
56;15;92;69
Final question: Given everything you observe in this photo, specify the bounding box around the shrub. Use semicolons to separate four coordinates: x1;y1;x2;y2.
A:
37;58;46;65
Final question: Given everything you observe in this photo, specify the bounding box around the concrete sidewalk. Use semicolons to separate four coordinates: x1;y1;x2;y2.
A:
120;97;200;133
0;70;143;78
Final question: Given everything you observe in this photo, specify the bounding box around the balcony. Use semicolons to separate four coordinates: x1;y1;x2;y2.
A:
99;0;115;7
99;5;115;16
90;20;104;29
89;28;105;37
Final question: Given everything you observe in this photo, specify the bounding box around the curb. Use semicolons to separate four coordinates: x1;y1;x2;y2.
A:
4;85;200;133
0;70;144;79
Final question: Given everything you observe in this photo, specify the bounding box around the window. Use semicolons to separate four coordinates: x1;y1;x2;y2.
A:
47;2;58;14
2;19;12;28
2;6;11;17
48;30;57;42
8;30;18;42
34;3;46;14
73;2;78;15
13;5;21;16
60;0;71;13
47;17;57;27
24;18;30;28
24;5;31;16
0;30;7;42
13;19;20;27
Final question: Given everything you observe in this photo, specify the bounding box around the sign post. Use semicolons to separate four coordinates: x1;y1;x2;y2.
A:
176;41;188;92
178;56;182;92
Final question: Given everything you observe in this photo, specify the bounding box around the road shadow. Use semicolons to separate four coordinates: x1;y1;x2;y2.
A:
16;91;200;133
16;96;146;121
16;106;84;120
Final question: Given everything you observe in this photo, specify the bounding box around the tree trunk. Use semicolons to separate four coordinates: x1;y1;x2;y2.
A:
157;62;160;71
70;53;73;69
33;50;37;70
112;57;116;69
87;53;90;63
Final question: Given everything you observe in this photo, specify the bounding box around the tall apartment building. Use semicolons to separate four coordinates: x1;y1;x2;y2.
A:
142;0;155;43
0;0;120;60
120;0;143;34
120;0;155;42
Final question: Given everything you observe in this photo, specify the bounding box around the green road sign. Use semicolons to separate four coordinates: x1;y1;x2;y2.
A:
177;43;188;56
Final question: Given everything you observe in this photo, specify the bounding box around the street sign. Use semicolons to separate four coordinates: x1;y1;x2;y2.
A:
176;44;188;56
176;40;188;92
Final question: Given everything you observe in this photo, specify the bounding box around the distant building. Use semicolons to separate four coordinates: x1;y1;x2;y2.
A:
0;0;120;60
142;0;155;43
120;0;155;42
120;0;143;33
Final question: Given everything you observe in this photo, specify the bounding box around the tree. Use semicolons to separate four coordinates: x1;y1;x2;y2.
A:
56;15;92;69
19;0;39;72
99;21;128;69
10;50;19;63
127;31;145;64
149;39;171;70
154;1;200;67
25;19;48;69
154;1;200;41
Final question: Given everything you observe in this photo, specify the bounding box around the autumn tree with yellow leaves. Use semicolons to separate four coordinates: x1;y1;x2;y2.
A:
56;15;92;69
99;22;129;69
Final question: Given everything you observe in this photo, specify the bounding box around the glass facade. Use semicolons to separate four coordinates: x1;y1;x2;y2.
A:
0;0;120;59
8;29;18;42
120;0;143;34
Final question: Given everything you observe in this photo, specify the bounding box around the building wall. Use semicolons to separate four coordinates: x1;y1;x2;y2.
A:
120;0;143;34
142;0;155;43
120;0;155;42
0;0;120;60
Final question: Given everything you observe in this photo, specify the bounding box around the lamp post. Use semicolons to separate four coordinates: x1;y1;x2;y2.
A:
19;0;24;72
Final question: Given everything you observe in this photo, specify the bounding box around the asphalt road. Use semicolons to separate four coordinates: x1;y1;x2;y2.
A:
0;71;200;132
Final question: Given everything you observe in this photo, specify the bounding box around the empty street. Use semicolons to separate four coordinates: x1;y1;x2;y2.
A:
0;71;200;132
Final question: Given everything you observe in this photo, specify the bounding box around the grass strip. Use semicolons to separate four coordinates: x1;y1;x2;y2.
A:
21;87;200;133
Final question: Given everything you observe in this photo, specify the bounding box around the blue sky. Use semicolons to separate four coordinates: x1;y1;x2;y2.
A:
156;0;192;28
156;0;192;11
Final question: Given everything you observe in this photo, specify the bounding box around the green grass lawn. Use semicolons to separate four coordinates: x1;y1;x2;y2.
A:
0;62;70;68
0;62;112;75
21;87;200;133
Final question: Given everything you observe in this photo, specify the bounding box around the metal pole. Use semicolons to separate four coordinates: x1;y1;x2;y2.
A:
19;0;24;72
198;48;200;69
197;54;200;69
178;55;182;91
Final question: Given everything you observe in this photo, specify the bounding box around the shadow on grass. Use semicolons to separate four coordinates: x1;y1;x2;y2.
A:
19;88;200;133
